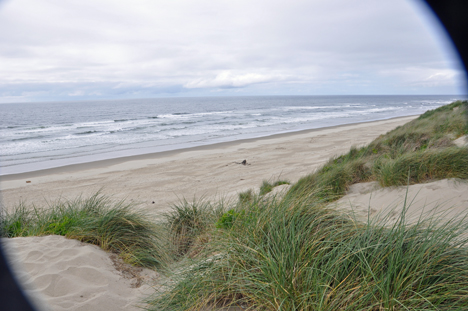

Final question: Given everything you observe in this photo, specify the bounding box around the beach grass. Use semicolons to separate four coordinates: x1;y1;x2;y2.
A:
0;192;169;269
148;193;468;310
165;198;226;257
375;146;468;187
259;179;291;196
238;189;254;204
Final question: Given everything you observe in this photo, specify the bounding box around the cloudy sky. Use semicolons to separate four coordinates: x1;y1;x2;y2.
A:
0;0;466;103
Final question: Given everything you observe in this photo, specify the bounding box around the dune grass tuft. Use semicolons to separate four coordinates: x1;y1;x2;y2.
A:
0;192;169;269
289;157;372;202
238;189;254;204
259;179;291;196
165;198;226;257
375;146;468;187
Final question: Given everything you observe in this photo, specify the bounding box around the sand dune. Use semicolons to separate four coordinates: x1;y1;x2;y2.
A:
2;235;158;311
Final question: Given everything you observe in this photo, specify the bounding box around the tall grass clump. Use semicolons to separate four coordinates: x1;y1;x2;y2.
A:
149;193;468;310
238;189;254;204
375;146;468;187
0;193;169;269
290;157;372;201
165;198;226;257
259;179;290;195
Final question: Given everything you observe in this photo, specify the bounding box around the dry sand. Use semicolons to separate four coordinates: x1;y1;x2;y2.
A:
332;179;468;225
2;235;159;311
2;115;468;311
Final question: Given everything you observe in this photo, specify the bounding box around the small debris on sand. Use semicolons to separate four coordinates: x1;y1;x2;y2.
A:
233;159;250;165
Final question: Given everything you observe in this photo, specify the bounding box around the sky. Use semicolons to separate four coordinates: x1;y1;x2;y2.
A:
0;0;466;103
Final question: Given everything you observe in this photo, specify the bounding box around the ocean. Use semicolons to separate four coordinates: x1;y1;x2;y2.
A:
0;95;464;176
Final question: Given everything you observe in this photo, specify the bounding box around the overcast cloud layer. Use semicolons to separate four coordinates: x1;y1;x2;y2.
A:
0;0;466;103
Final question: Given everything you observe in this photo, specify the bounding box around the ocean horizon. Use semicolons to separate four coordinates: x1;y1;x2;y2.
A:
0;95;465;176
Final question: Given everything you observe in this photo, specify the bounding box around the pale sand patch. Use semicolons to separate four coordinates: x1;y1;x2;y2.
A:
0;116;416;212
454;135;468;147
332;179;468;225
2;235;159;311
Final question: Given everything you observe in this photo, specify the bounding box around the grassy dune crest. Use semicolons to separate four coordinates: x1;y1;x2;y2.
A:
290;100;468;200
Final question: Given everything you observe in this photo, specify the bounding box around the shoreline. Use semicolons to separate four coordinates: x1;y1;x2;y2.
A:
1;115;417;210
0;115;417;182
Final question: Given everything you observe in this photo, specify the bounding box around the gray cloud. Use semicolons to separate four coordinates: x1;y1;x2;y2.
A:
0;0;466;103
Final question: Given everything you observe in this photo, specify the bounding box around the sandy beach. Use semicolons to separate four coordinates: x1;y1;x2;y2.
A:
2;115;468;311
1;116;417;211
